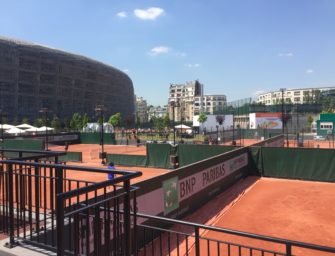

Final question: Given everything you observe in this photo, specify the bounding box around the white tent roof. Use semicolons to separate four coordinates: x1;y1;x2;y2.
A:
25;127;39;132
0;124;15;130
6;127;26;134
16;123;36;129
174;124;191;129
37;126;54;131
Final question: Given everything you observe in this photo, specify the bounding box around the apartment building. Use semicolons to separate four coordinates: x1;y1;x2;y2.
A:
168;81;227;121
194;94;227;115
135;96;148;123
257;87;335;105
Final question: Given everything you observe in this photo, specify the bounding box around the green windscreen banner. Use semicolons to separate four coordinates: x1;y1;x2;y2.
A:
80;133;116;145
2;139;44;151
146;143;175;168
259;147;335;182
107;154;147;167
177;144;237;167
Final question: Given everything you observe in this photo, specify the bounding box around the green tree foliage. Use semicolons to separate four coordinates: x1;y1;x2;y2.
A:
109;113;121;127
63;117;70;130
70;113;82;131
307;115;314;128
215;115;224;126
81;113;90;129
21;117;30;124
152;116;164;131
163;113;170;127
198;112;207;124
34;118;44;127
51;116;61;131
11;117;18;125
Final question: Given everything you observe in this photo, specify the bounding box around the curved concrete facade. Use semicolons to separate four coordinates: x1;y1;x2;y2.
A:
0;37;134;122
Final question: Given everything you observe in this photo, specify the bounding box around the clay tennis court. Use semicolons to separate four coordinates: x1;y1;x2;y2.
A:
48;144;170;184
183;177;335;256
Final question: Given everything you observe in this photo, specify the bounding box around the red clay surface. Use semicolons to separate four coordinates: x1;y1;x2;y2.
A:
183;177;335;256
48;144;170;184
287;139;335;148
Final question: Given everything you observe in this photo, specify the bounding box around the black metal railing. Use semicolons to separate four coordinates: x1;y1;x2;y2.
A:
0;158;141;256
135;212;335;256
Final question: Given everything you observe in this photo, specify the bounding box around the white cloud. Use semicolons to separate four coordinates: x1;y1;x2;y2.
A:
148;46;170;56
134;7;165;20
185;63;200;68
278;52;293;57
177;52;187;57
117;11;127;18
305;69;314;74
122;69;129;73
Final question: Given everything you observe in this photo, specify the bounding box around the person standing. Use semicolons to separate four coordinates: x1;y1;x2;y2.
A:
107;162;115;180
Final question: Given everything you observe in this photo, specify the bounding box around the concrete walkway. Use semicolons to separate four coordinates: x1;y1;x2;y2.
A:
0;239;55;256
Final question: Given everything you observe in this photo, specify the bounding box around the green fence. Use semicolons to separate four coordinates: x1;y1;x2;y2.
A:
80;133;116;145
146;143;176;169
2;139;44;151
58;151;82;162
177;144;237;167
254;147;335;182
107;154;147;167
242;129;282;139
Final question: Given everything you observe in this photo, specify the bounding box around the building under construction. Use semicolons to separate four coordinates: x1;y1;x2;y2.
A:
0;37;134;122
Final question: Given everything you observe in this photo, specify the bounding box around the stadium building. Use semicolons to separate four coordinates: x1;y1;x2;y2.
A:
0;37;134;122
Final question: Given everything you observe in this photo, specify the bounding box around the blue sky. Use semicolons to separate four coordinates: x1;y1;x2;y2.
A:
1;0;335;106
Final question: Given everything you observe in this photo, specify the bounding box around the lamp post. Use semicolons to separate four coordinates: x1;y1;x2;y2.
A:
280;88;285;136
179;100;183;143
0;109;4;157
95;105;106;165
170;101;176;145
232;108;236;145
39;108;49;151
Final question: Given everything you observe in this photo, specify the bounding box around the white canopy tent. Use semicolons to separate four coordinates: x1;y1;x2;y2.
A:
16;124;36;129
37;126;54;132
6;127;26;135
0;124;15;130
174;124;191;129
25;127;39;132
83;122;114;133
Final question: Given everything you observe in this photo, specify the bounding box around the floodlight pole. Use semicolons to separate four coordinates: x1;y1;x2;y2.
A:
171;101;176;146
39;108;49;151
180;100;183;143
0;110;3;157
280;89;285;135
95;105;106;165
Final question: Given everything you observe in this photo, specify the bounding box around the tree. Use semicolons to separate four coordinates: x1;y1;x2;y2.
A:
63;117;70;130
70;113;82;131
306;115;314;131
34;118;44;127
198;112;207;133
215;115;225;126
153;117;164;132
125;115;134;128
51;116;61;131
81;113;90;130
163;113;170;128
21;117;30;124
11;117;18;125
109;112;121;127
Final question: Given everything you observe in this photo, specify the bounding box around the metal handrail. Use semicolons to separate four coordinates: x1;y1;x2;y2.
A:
136;212;335;254
0;159;141;175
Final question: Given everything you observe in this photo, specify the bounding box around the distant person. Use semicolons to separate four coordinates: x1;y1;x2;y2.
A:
64;142;69;151
107;162;115;180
